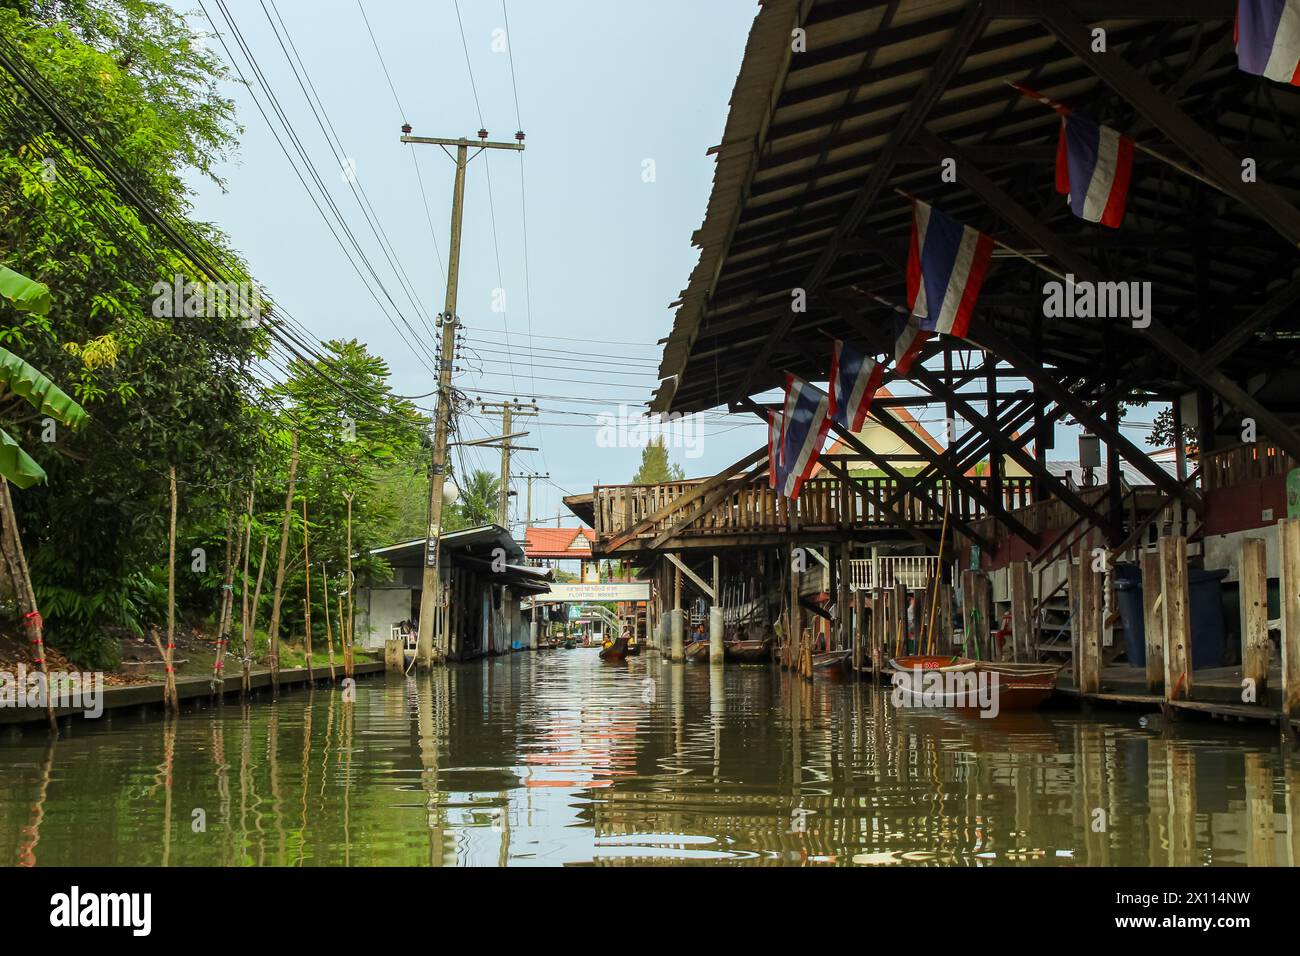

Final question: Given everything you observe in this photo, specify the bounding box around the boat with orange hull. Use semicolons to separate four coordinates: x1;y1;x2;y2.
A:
888;656;1060;711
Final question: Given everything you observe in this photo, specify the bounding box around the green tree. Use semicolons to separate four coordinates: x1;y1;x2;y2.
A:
456;469;501;527
632;437;685;483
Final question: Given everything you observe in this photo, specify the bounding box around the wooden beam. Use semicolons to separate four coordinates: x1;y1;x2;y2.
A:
1140;549;1164;694
1239;537;1270;699
1039;3;1300;246
1159;534;1192;702
1009;561;1033;663
1281;518;1300;723
665;553;714;602
648;462;767;551
871;405;1040;545
821;460;939;552
602;445;767;553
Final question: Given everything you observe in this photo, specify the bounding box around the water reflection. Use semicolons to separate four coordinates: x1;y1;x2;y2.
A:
0;650;1297;866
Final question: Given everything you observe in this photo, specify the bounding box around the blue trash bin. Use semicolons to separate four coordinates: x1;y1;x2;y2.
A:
1112;562;1228;669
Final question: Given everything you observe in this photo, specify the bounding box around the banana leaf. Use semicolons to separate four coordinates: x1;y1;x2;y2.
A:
0;426;47;488
0;347;88;429
0;264;52;315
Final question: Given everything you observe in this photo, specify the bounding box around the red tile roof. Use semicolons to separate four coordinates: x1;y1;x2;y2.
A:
524;526;595;559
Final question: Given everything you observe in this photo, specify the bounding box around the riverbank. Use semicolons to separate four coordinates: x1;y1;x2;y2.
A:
0;659;386;731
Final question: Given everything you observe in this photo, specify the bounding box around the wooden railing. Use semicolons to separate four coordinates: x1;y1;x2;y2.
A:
1202;440;1295;493
849;555;940;591
592;475;1035;550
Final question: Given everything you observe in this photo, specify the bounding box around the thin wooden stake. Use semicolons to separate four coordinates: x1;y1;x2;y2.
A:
322;562;336;682
0;479;58;734
266;432;300;699
302;496;313;683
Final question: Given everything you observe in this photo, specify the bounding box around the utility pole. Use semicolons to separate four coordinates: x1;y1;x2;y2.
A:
402;126;524;667
479;399;538;526
510;472;550;528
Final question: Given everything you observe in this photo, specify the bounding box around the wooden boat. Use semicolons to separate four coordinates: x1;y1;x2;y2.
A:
888;656;1059;711
811;649;852;673
724;638;772;663
626;642;641;657
562;638;576;650
599;638;630;663
973;660;1061;711
683;640;710;663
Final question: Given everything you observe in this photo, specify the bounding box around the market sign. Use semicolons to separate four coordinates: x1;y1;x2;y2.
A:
533;583;650;603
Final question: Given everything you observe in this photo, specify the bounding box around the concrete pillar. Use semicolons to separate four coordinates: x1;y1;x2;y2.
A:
670;608;684;662
709;605;724;665
529;618;538;650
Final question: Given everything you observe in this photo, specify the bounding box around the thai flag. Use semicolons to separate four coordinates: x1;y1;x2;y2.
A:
767;410;784;489
1236;0;1300;85
1055;112;1134;228
829;339;884;433
906;200;993;339
777;375;830;501
893;314;933;377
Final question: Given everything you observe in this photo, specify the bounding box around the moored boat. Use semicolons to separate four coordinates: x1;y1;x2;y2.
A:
683;640;710;663
811;649;851;673
599;638;630;662
888;655;1059;712
973;660;1061;710
724;637;772;663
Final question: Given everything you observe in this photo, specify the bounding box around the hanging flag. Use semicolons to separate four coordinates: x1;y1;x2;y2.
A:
893;314;933;377
1055;112;1134;228
767;410;784;489
777;375;830;501
1236;0;1300;85
906;199;993;339
828;338;884;433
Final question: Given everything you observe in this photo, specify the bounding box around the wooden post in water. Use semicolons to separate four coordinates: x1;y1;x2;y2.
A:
1159;535;1192;702
671;561;684;663
852;587;864;672
1244;752;1276;866
838;544;851;653
893;579;907;656
938;578;953;655
1075;541;1102;696
1239;537;1270;698
1280;518;1300;723
871;585;883;674
153;467;180;713
1009;561;1032;663
1140;549;1165;694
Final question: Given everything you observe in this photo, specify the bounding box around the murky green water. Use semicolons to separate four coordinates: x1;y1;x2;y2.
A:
1;650;1296;866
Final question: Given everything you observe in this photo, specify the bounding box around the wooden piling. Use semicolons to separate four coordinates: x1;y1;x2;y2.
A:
893;579;907;656
1008;561;1032;663
852;588;864;672
1280;518;1300;722
1159;535;1192;702
1239;537;1269;697
1140;549;1165;694
1074;542;1101;696
871;585;883;673
1244;752;1275;867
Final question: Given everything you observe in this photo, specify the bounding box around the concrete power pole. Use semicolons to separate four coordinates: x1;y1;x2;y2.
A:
402;128;524;667
510;472;549;528
479;400;538;526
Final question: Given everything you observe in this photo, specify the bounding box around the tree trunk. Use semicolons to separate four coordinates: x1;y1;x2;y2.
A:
344;490;355;679
302;496;313;683
0;479;58;735
238;481;255;695
245;533;269;695
322;562;336;682
152;467;180;713
266;432;300;699
211;491;241;693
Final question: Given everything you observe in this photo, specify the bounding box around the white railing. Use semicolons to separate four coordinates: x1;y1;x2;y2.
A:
850;556;940;592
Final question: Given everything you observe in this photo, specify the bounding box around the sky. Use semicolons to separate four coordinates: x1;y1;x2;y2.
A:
179;0;1163;533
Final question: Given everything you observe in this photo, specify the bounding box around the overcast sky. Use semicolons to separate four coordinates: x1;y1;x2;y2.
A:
180;0;1161;532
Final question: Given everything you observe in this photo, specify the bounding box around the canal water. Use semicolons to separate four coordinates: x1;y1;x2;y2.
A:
1;649;1296;866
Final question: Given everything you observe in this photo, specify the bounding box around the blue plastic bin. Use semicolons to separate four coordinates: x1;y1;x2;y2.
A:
1113;562;1228;668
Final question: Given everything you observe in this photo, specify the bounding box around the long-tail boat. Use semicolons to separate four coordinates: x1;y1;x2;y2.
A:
888;655;1060;711
599;637;630;663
